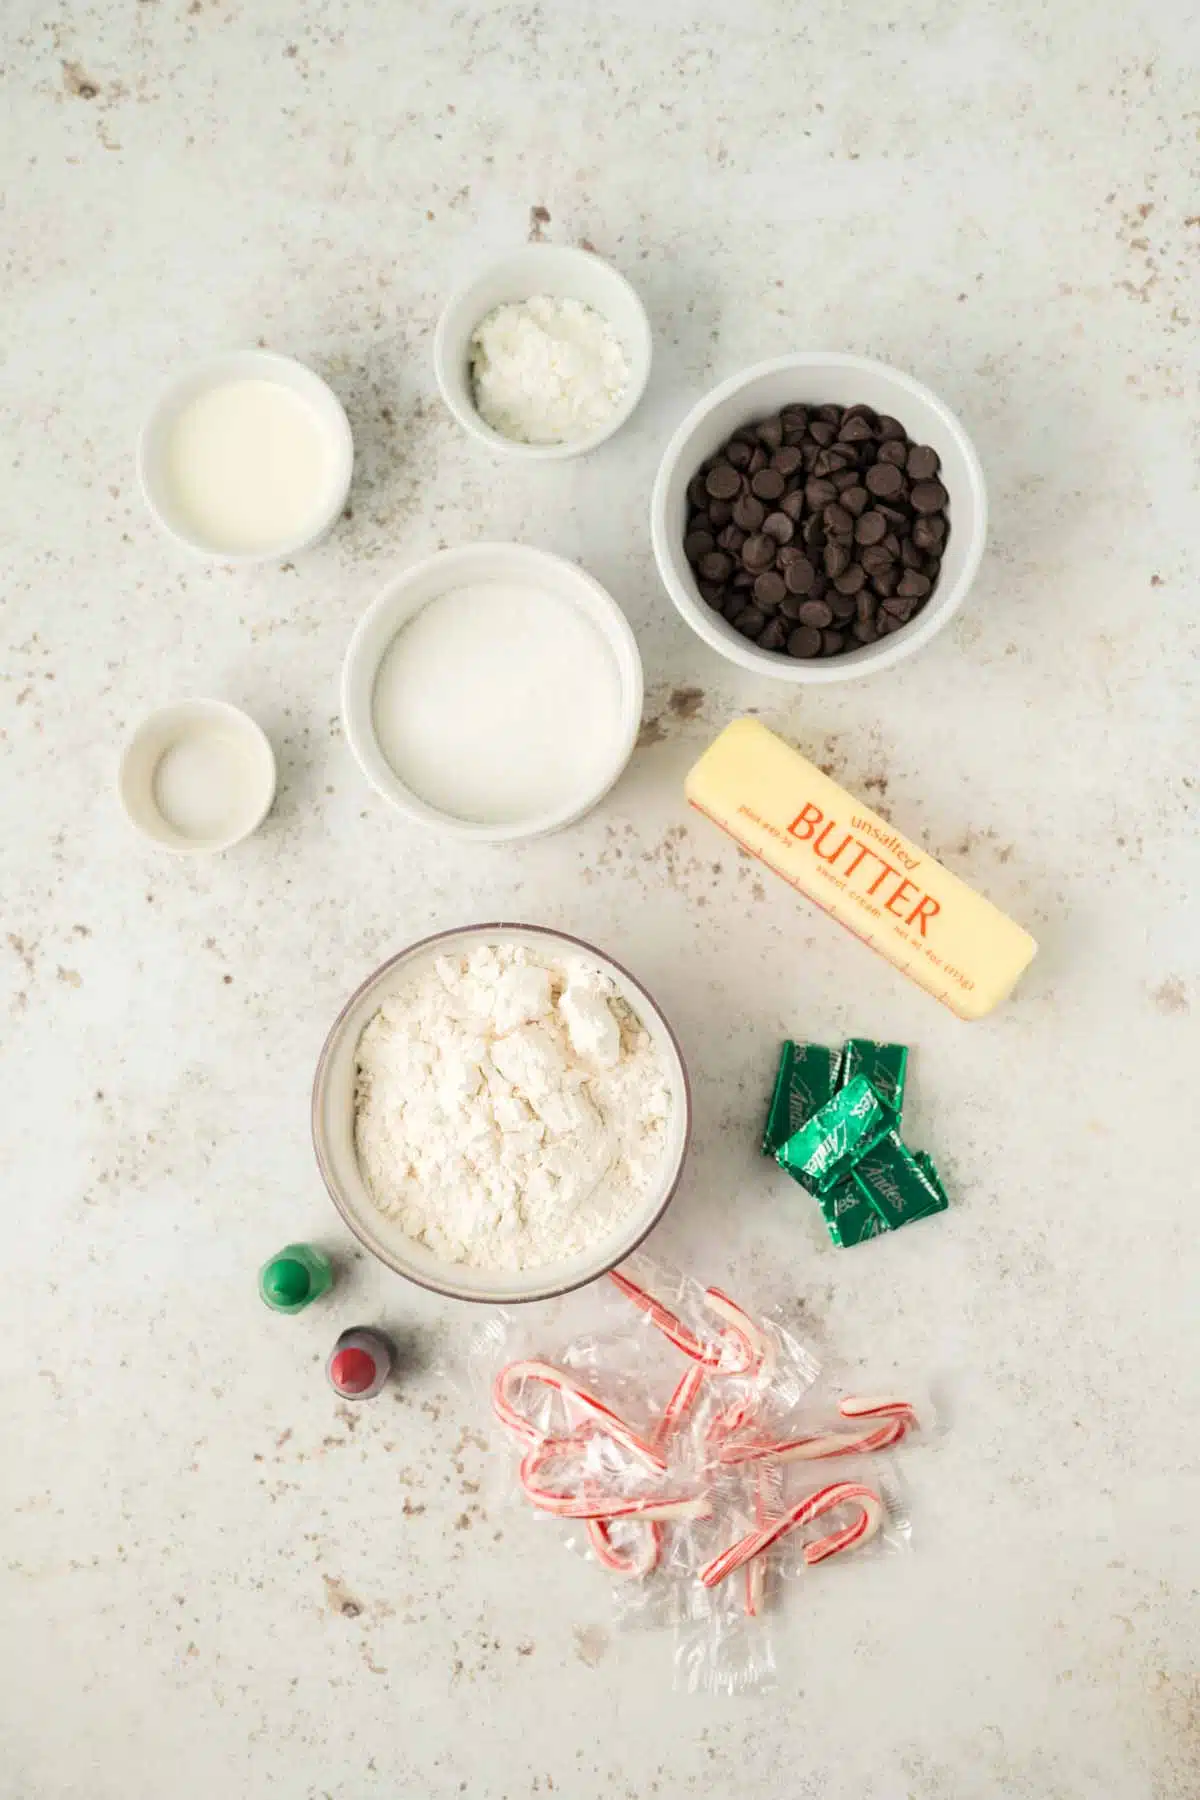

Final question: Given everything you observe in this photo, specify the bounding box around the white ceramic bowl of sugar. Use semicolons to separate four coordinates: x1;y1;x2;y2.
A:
433;245;653;459
341;542;644;842
137;349;354;563
312;924;692;1305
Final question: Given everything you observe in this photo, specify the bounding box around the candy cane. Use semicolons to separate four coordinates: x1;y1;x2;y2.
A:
519;1438;712;1522
609;1270;768;1377
699;1481;882;1589
716;1397;916;1467
586;1517;662;1579
492;1360;667;1472
744;1467;771;1617
652;1364;707;1451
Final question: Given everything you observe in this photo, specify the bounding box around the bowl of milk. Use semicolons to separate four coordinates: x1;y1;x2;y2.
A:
341;543;644;842
137;350;354;563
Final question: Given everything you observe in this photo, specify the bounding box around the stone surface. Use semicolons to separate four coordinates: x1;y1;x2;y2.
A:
1;3;1197;1797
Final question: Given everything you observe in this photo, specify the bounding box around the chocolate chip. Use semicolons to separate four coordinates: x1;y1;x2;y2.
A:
855;511;888;547
897;570;931;598
802;515;826;553
717;525;747;554
754;570;787;609
684;530;715;561
772;445;804;478
815;404;843;425
751;468;786;502
781;406;808;437
910;479;949;514
731;567;754;588
705;463;741;501
832;469;860;494
807;420;837;448
828;592;857;623
841;485;869;516
877;438;909;469
784;555;817;595
907;444;940;481
859;544;893;577
877;504;910;532
759;618;788;652
780;490;806;523
855;589;876;623
882;593;916;619
732;493;766;532
865;463;905;500
787;625;823;658
726;439;753;470
747;446;768;475
876;415;906;440
708;499;733;529
900;536;924;569
762;511;794;544
733;606;767;638
824;503;854;537
833;563;867;595
805;478;838;511
698;550;733;583
871;566;899;598
756;415;784;450
741;533;776;572
687;475;709;509
912;515;946;551
823;541;850;578
811;448;846;478
881;532;902;559
698;582;724;609
821;629;845;654
797;598;833;628
838;415;874;444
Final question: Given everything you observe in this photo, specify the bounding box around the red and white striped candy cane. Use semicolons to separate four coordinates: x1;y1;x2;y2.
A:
652;1363;707;1452
716;1396;916;1468
608;1270;770;1378
744;1466;772;1618
586;1517;663;1579
492;1359;667;1472
699;1481;883;1589
519;1438;712;1523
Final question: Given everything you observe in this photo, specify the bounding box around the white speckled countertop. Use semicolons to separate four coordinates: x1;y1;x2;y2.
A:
2;3;1197;1796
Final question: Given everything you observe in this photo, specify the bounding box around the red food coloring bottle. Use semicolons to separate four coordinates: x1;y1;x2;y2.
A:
326;1327;393;1400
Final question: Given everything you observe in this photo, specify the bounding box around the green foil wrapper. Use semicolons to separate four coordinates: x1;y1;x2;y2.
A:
818;1179;890;1247
912;1151;950;1209
851;1132;949;1231
761;1041;842;1157
775;1074;892;1196
840;1039;908;1121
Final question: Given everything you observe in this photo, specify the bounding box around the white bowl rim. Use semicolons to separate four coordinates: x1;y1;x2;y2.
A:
136;348;355;565
311;922;693;1303
340;541;645;842
650;350;988;683
115;696;277;854
433;244;653;461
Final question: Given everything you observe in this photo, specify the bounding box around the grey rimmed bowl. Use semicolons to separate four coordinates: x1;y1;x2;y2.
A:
312;924;692;1304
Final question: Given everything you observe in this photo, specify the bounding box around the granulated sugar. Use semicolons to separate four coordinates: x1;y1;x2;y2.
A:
354;943;672;1270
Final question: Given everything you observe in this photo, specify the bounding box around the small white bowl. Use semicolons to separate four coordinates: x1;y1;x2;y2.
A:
651;352;988;683
433;245;652;459
137;349;354;564
341;542;644;842
312;923;692;1305
117;699;277;853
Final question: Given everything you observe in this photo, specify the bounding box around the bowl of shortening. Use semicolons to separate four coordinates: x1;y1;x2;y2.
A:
651;352;987;683
433;245;652;459
312;924;692;1304
137;349;354;562
341;542;643;841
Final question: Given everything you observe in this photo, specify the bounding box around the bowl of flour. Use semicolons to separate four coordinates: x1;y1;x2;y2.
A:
312;925;691;1303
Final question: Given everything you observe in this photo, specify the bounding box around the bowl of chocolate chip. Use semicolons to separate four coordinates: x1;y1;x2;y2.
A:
651;353;986;681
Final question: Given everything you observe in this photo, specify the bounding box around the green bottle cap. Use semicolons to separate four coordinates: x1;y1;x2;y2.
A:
262;1256;311;1308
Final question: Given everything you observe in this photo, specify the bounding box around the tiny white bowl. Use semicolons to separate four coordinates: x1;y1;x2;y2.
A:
341;542;644;843
433;245;652;459
312;923;692;1305
117;699;277;853
651;352;988;683
137;349;354;564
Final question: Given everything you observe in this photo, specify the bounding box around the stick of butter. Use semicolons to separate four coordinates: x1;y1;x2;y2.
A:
685;718;1037;1020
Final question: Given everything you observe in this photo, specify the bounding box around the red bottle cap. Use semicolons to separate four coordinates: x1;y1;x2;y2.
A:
329;1346;377;1395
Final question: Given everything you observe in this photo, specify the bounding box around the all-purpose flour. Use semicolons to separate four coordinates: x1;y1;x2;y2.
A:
354;943;672;1270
